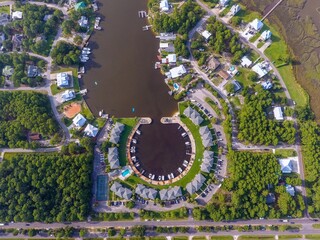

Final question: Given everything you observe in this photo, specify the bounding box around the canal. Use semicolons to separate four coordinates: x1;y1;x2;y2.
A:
81;0;189;177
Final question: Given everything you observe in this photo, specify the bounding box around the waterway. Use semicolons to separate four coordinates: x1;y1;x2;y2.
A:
81;0;189;177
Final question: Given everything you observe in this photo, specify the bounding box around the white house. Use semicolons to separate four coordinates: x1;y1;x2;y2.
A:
84;124;99;137
201;30;212;41
73;113;86;128
261;30;272;41
261;80;273;90
252;62;269;78
160;0;170;12
56;72;70;87
78;16;89;28
166;54;177;64
230;4;241;15
249;19;263;31
279;159;293;174
286;185;295;196
241;56;252;68
273;106;284;121
169;65;186;79
220;0;230;7
61;90;76;102
12;11;23;20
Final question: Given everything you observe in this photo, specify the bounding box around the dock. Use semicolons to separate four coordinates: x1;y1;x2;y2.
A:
142;25;152;31
138;10;148;18
92;2;98;12
79;89;87;95
94;17;102;30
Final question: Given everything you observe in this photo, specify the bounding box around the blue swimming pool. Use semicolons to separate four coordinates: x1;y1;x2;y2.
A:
122;169;130;177
173;83;179;90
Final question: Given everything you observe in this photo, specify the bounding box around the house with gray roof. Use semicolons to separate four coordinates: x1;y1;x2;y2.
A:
109;122;125;144
186;173;206;195
201;154;214;173
110;181;132;200
108;147;120;169
199;126;213;148
135;184;158;200
184;106;203;125
2;65;14;77
27;65;39;78
203;150;214;158
183;106;194;117
159;186;182;201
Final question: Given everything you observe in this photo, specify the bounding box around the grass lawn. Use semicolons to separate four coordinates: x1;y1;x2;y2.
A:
257;41;265;49
173;237;188;240
235;67;256;87
149;237;166;240
278;235;302;239
236;6;262;24
274;149;297;158
238;236;274;240
140;207;188;220
312;224;320;229
115;118;139;167
211;237;233;240
50;84;64;95
0;5;9;14
306;235;320;239
192;237;206;240
81;101;94;121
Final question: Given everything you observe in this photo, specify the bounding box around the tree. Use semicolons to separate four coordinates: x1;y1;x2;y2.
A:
79;229;87;237
132;226;146;237
126;200;135;209
225;82;235;94
74;35;83;45
107;228;116;237
247;71;258;82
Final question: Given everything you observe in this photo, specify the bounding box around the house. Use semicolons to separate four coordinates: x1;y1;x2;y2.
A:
261;30;272;41
218;70;230;80
75;1;86;11
72;113;86;128
169;65;186;79
252;62;269;78
158;32;176;41
241;56;252;68
56;72;70;88
108;147;120;169
159;42;175;52
159;186;182;200
2;65;14;77
199;126;213;148
109;122;125;144
186;174;206;195
27;65;39;78
43;14;52;21
160;0;170;12
273;106;284;121
12;34;23;50
184;106;203;126
279;159;293;174
249;19;263;31
207;57;220;71
286;185;295;196
266;193;276;204
61;90;76;102
232;80;242;92
166;54;177;64
28;133;41;141
261;80;273;90
201;30;212;41
220;0;230;7
201;150;214;173
0;32;5;45
84;124;99;137
12;11;23;20
135;184;158;200
0;13;9;26
110;181;132;200
78;16;89;28
230;4;241;15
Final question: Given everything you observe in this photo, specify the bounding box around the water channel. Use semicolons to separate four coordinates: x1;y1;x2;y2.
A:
80;0;190;177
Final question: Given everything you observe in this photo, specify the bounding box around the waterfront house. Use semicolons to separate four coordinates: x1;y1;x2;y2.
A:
199;126;213;148
168;65;187;79
186;174;206;195
203;150;214;159
61;90;76;102
27;65;39;78
108;147;120;169
110;181;132;200
135;184;158;200
159;186;182;201
201;151;214;173
241;56;252;68
73;113;86;128
207;57;220;71
78;16;89;28
109;122;125;144
279;159;293;174
285;185;295;196
166;54;177;64
220;0;230;7
159;42;175;53
160;0;170;12
184;107;203;126
230;4;241;15
249;19;264;31
84;124;99;137
201;30;212;41
273;106;284;121
56;72;70;88
2;65;14;77
0;13;9;26
261;30;272;41
12;11;23;20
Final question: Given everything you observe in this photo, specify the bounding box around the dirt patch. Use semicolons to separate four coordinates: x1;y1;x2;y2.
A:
63;102;81;118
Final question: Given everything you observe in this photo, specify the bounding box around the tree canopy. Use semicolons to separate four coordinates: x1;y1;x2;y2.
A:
51;41;80;66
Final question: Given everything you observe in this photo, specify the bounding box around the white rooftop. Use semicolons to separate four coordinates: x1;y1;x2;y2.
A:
73;113;86;128
61;90;75;102
279;159;292;173
12;11;23;19
241;56;252;68
160;0;169;12
160;42;169;48
169;65;186;79
273;106;284;121
286;185;295;196
252;62;268;78
167;54;177;63
84;124;98;137
261;30;272;41
56;72;70;87
201;30;212;40
250;18;263;31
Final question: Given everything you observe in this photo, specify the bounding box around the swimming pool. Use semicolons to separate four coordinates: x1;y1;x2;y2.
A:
121;169;131;177
173;83;179;91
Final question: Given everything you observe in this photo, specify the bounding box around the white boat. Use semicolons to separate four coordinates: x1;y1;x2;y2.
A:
82;51;91;55
136;130;141;135
80;59;88;63
83;47;91;51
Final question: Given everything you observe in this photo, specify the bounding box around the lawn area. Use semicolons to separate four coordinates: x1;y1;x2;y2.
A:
236;5;262;24
173;237;188;240
278;235;302;239
234;67;256;87
149;237;166;240
80;101;94;121
0;5;9;14
306;235;320;239
274;149;297;158
238;236;274;240
140;207;188;220
192;237;206;240
50;84;65;95
312;224;320;229
52;67;80;92
211;237;233;240
115;118;139;167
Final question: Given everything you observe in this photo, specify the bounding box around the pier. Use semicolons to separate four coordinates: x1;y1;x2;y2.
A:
138;10;148;18
142;25;152;31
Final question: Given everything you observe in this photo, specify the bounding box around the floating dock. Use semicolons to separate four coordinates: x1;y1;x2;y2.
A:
138;10;147;18
142;25;152;31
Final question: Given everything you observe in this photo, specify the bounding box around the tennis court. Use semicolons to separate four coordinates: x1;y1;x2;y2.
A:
96;175;108;201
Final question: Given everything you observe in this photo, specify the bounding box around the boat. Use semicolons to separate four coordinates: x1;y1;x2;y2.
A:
83;47;91;51
82;50;91;55
80;59;88;63
79;66;85;73
99;110;103;116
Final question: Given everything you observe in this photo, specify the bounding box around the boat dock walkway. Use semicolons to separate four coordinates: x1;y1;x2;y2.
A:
138;10;148;18
142;25;152;31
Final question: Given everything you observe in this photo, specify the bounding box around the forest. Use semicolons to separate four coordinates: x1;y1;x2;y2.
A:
0;91;58;148
0;140;93;222
237;87;296;146
51;41;81;66
192;151;304;221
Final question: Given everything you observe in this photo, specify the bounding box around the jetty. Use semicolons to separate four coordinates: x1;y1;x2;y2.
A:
94;17;102;30
142;25;152;31
92;2;98;11
79;89;87;95
138;10;147;18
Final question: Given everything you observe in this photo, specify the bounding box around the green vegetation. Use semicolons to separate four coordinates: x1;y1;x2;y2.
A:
192;237;206;240
312;224;320;229
173;237;188;240
51;41;81;66
0;91;59;148
306;234;320;239
91;211;134;222
0;5;9;14
238;236;274;240
278;235;303;239
274;149;297;158
0;141;93;222
140;207;188;220
238;87;296;145
211;237;233;240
